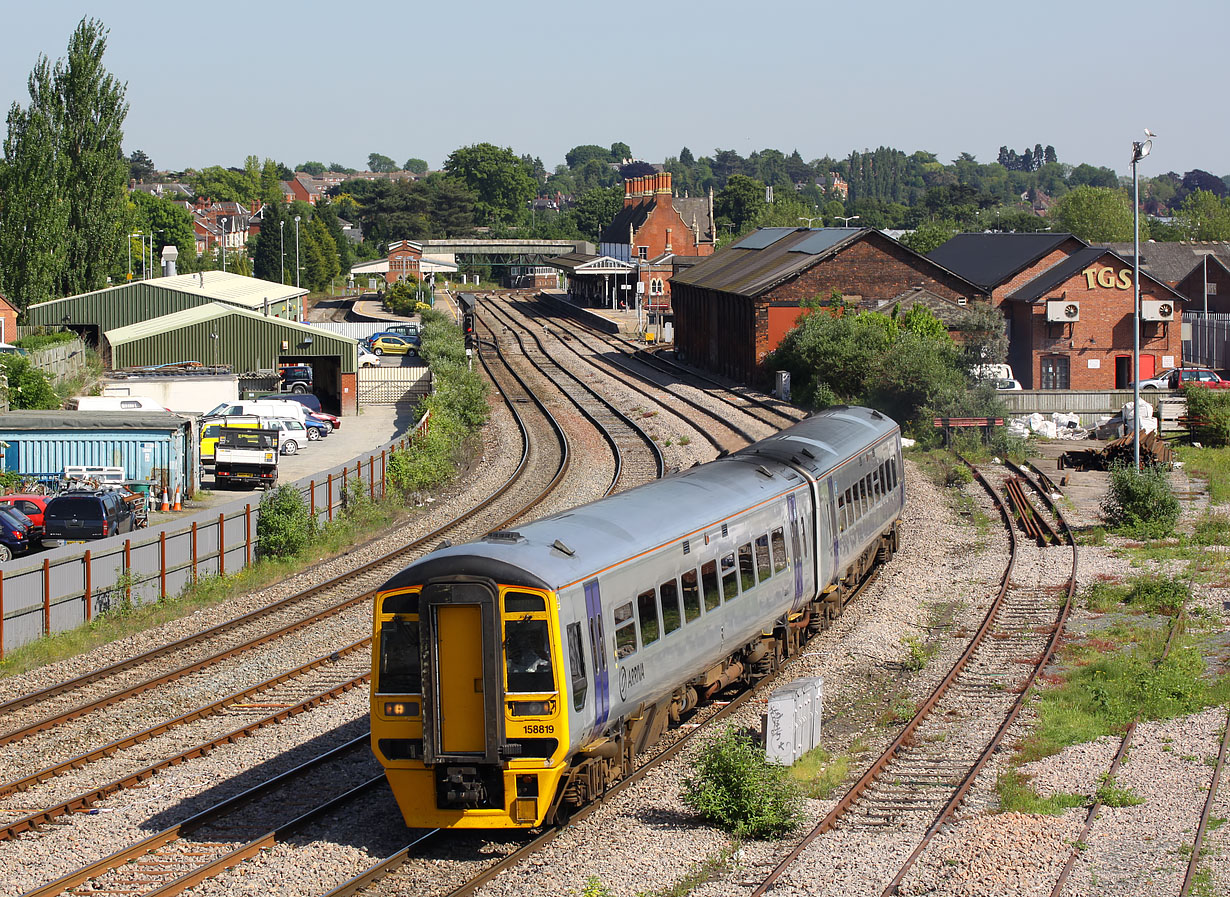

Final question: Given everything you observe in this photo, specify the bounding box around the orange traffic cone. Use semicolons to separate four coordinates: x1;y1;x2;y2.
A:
160;488;169;512
172;486;182;512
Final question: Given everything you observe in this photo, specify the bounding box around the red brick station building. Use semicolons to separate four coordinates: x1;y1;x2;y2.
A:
670;229;1185;390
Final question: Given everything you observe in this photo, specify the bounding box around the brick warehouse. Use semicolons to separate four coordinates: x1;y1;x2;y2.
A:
669;227;982;384
930;233;1187;389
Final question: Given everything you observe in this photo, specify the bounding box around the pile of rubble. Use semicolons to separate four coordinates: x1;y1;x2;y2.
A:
1007;411;1088;440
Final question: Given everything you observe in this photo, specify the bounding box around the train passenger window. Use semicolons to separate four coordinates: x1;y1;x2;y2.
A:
566;622;587;711
859;479;869;515
889;458;898;489
613;602;637;658
836;493;846;532
771;528;788;573
378;618;421;694
637;589;660;645
681;569;702;622
505;619;554;693
738;543;756;591
871;470;881;502
505;591;545;612
845;488;856;522
721;552;739;601
660;579;682;634
755;535;771;582
701;560;720;611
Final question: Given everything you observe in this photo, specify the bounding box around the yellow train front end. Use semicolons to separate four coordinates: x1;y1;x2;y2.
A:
370;578;572;829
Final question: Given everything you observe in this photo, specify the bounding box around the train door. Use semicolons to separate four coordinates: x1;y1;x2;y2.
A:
419;579;504;764
787;493;804;609
583;579;610;729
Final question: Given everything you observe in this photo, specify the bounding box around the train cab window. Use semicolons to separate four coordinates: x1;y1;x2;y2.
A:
771;528;788;574
505;619;554;693
505;591;545;612
701;560;720;611
566;622;587;711
755;535;772;582
378;617;421;694
681;569;702;622
660;579;682;634
637;588;660;645
721;552;739;601
614;602;637;658
738;543;756;591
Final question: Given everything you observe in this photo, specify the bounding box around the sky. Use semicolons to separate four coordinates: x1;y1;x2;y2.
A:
3;0;1226;180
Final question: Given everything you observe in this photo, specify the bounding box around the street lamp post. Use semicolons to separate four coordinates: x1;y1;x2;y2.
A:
220;217;228;273
799;216;821;228
279;220;285;284
1131;130;1155;470
294;216;301;289
837;215;861;228
128;232;140;281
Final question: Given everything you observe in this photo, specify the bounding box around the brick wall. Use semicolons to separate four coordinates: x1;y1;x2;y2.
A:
1014;257;1182;389
1176;260;1230;313
340;372;357;415
989;240;1084;306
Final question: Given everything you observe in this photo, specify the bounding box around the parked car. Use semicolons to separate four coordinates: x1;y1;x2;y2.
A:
303;416;329;440
992;378;1023;391
0;505;38;561
368;335;420;357
1137;367;1230;390
42;491;136;546
358;345;381;368
260;418;308;455
0;493;51;528
279;365;314;394
254;395;340;431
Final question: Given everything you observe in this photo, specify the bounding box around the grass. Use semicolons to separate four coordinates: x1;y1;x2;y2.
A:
788;746;851;799
1178;445;1230;505
634;849;735;897
995;769;1085;815
1095;775;1144;807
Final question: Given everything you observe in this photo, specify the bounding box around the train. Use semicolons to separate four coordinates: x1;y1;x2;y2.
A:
370;406;905;829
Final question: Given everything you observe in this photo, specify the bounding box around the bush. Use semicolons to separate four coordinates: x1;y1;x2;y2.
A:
681;727;802;838
1101;462;1179;538
1182;385;1230;446
12;329;77;351
256;485;317;559
1124;577;1188;615
0;354;60;408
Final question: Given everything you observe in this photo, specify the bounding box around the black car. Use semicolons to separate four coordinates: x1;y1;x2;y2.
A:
0;505;38;562
279;365;313;394
42;491;136;545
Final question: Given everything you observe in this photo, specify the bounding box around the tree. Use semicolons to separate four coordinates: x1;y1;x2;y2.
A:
619;161;656;180
0;18;129;308
298;161;325;176
1175;190;1230;241
1067;163;1119;189
565;144;612;169
899;220;958;254
1049;186;1139;242
368;153;397;173
404;157;428;175
443;143;535;226
609;142;631;162
129;191;196;276
0;354;59;409
679;146;695;167
572;185;623;241
328;162;354;174
251;203;288;283
1181;169;1228;199
128;149;156;182
714;174;767;233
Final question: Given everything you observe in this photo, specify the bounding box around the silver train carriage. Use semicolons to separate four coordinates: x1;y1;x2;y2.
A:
370;406;904;829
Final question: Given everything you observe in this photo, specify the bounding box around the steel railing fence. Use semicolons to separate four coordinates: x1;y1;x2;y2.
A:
0;411;431;658
1184;313;1230;370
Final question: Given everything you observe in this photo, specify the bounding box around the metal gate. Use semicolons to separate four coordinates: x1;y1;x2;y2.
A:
357;364;431;405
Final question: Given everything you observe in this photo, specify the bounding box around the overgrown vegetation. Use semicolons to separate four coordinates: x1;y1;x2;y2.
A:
256;485;318;558
0;353;60;409
788;745;851;799
682;727;802;838
1100;461;1180;538
1179;445;1230;505
12;329;78;351
1182;385;1230;447
995;769;1085;815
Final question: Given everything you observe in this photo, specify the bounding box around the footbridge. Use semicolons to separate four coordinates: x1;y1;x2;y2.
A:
421;238;594;270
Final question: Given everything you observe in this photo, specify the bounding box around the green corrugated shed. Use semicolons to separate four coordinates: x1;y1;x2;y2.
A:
26;271;307;332
104;303;357;373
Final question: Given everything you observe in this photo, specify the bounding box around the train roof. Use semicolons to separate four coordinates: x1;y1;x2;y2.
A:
382;407;899;594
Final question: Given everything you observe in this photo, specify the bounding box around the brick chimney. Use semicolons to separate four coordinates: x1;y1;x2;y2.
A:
655;173;672;197
624;180;636;208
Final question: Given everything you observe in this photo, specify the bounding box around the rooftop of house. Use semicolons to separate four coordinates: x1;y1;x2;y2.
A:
927;233;1082;290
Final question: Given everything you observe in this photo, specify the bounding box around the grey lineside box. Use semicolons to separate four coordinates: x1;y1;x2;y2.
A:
763;677;823;765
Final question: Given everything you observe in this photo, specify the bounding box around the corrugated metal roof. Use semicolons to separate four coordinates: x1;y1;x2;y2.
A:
29;271;306;314
0;410;186;430
105;303;357;347
672;228;866;297
789;228;863;255
734;228;798;250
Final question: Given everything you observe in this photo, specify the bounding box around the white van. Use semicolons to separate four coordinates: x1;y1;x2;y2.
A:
67;395;169;412
206;401;309;423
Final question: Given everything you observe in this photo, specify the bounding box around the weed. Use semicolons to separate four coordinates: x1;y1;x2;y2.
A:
1077;526;1107;546
678;436;691;446
902;635;930;672
1095;775;1144;807
996;770;1085;815
1208;816;1226;832
1102;462;1180;539
1194;513;1230;546
1084;580;1127;612
257;485;317;559
1179;445;1230;505
681;727;802;838
788;746;850;799
577;878;615;897
637;849;735;897
1124;577;1189;615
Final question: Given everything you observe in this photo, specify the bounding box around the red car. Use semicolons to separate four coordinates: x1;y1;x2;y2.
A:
1138;367;1230;389
311;410;342;431
0;493;50;528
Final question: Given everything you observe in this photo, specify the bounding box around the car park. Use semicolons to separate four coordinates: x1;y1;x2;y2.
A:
0;505;38;561
42;491;136;546
367;335;419;356
0;493;50;528
260;418;308;455
1137;367;1230;389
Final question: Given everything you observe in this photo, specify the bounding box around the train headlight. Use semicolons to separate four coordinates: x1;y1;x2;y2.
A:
383;701;420;717
509;700;554;717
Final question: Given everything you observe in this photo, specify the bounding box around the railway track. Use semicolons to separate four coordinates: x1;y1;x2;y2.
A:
479;298;664;493
750;457;1077;896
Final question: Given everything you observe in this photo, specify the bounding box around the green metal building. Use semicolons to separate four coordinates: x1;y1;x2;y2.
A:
103;304;359;414
26;271;308;342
